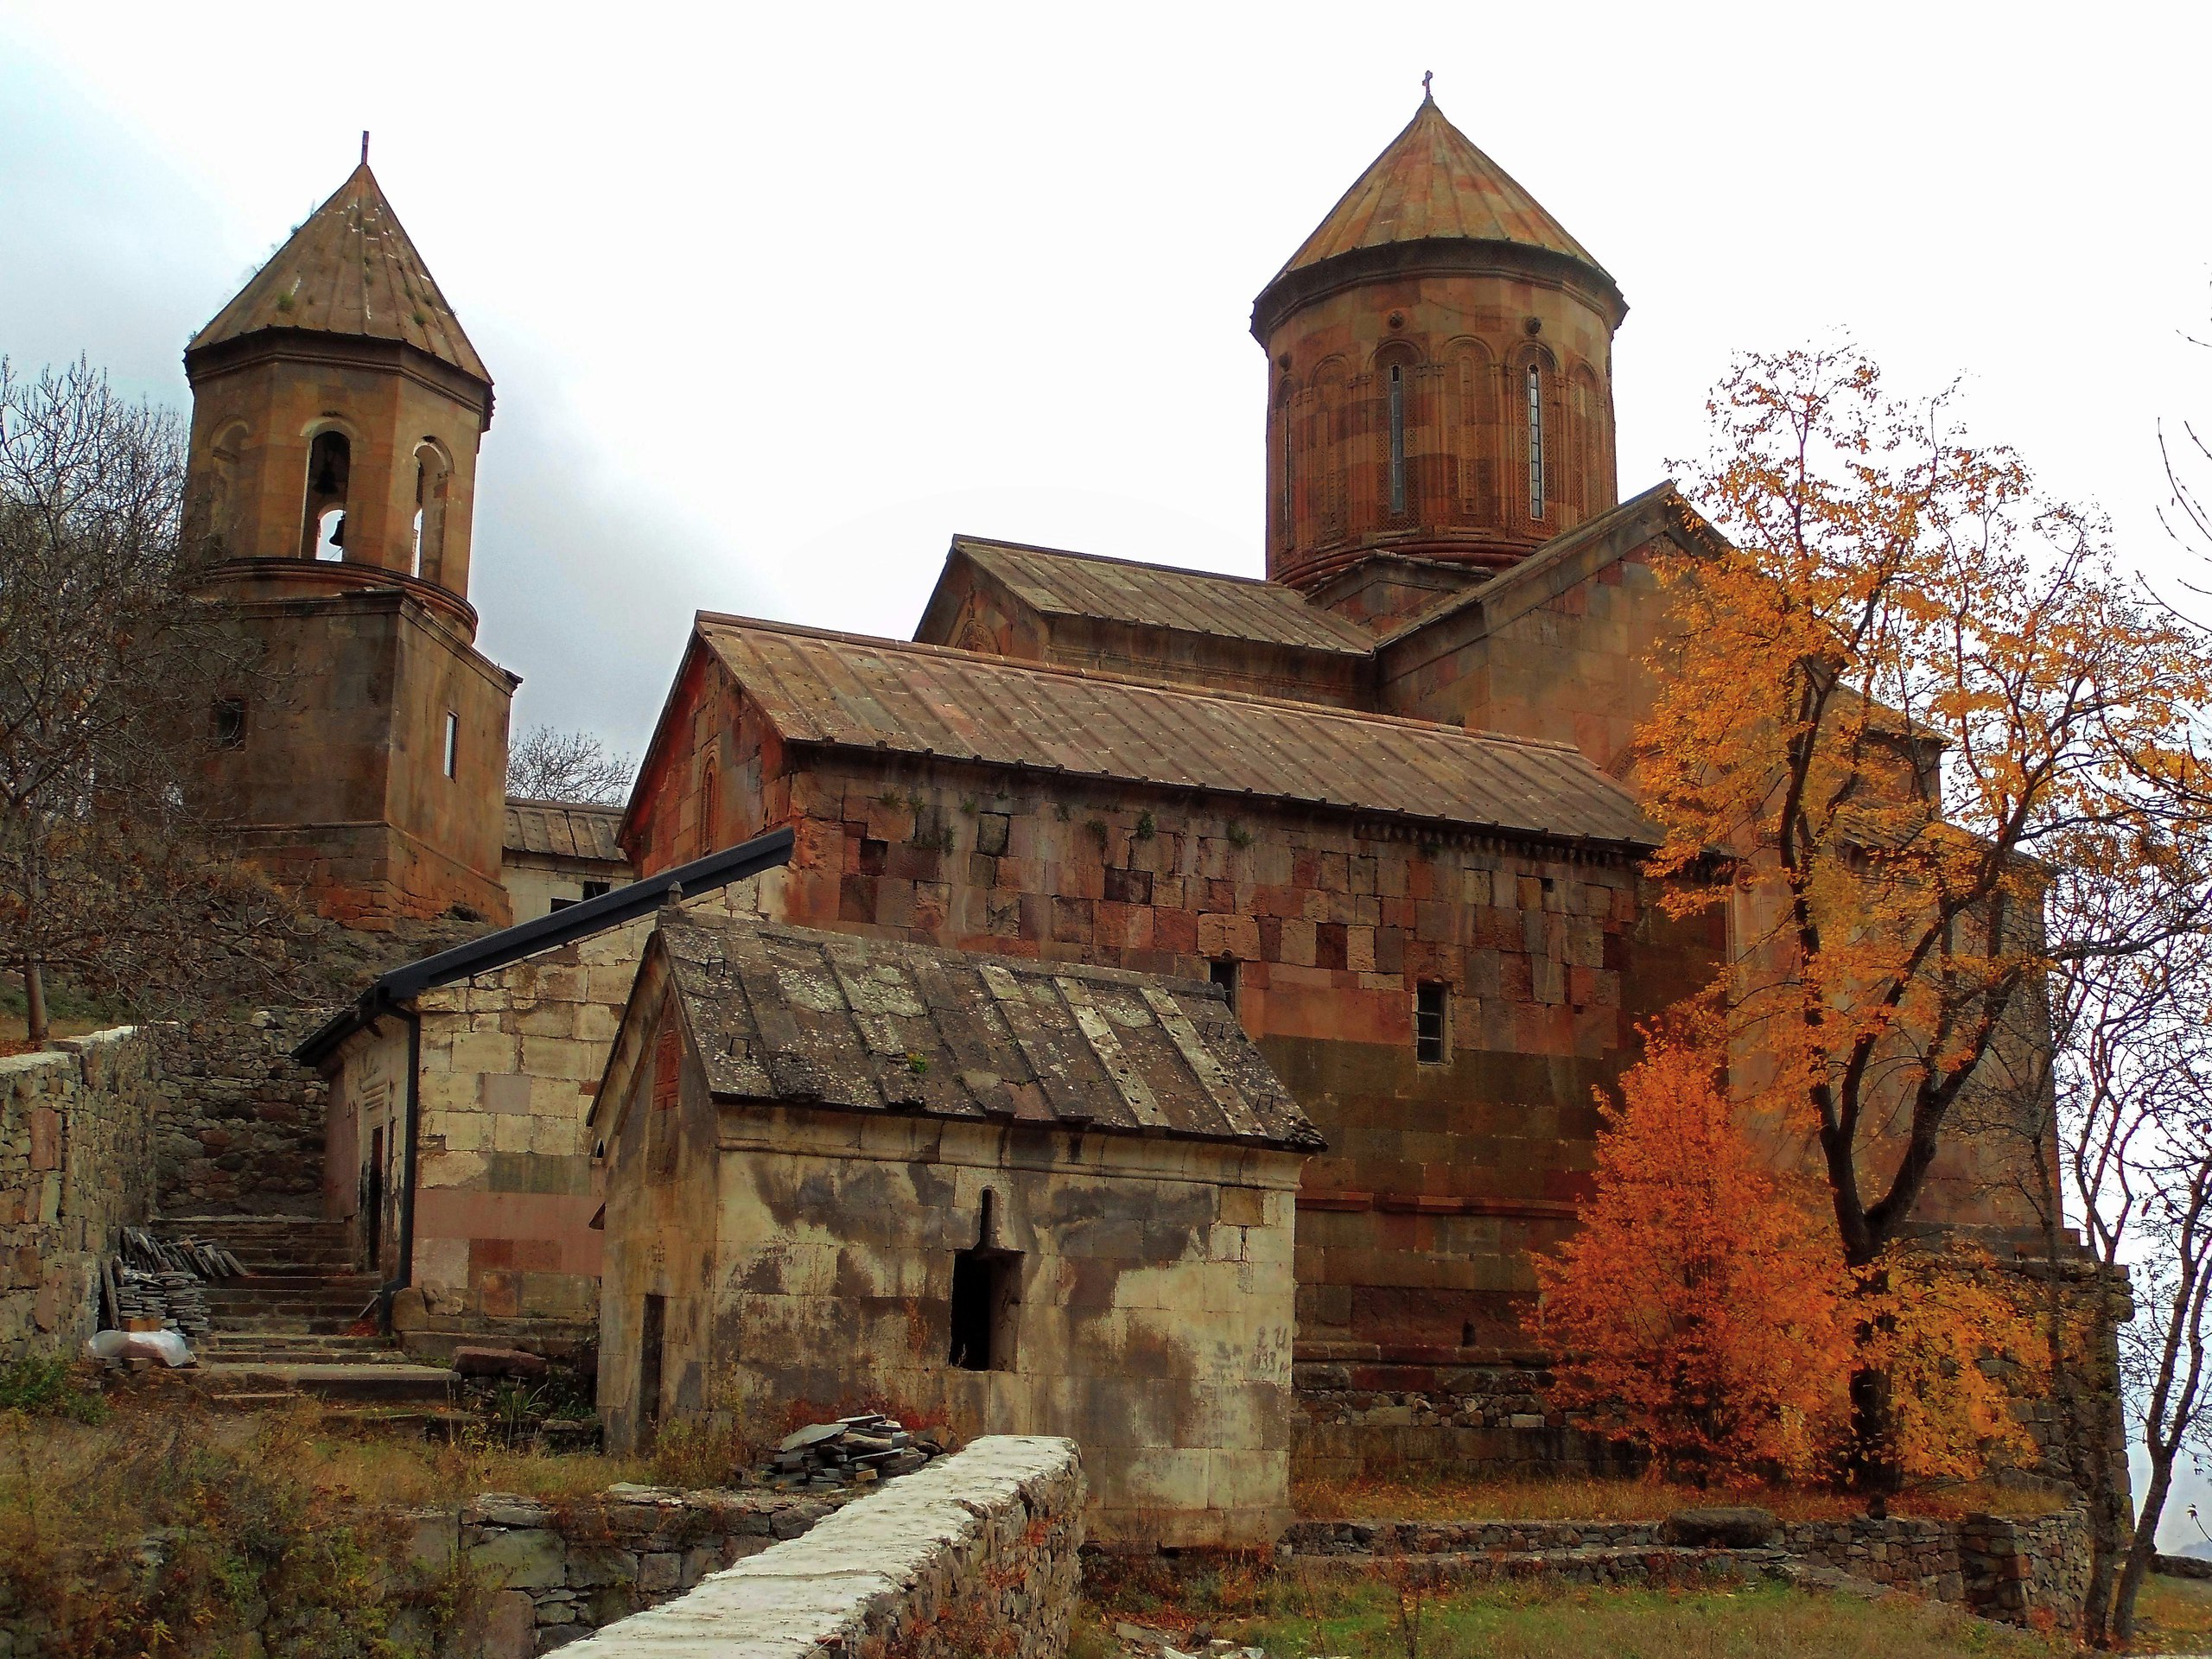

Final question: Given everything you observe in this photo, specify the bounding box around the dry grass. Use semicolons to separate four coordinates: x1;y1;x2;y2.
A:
2139;1569;2212;1654
1293;1471;2063;1524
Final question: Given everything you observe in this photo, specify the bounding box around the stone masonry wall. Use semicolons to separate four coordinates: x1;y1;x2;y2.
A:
567;1437;1082;1659
410;1483;856;1656
0;1028;162;1358
153;1008;333;1217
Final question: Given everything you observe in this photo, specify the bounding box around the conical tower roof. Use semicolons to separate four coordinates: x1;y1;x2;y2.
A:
1272;92;1610;284
190;163;489;385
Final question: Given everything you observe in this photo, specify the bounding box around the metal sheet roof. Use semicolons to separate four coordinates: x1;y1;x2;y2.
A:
696;616;1656;848
954;536;1376;656
505;798;627;863
1269;94;1610;285
190;164;489;384
658;915;1321;1150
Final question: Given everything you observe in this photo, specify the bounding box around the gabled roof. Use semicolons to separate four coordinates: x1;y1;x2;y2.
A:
190;163;489;385
690;614;1656;849
505;798;628;864
1268;93;1611;288
633;914;1321;1151
939;535;1375;657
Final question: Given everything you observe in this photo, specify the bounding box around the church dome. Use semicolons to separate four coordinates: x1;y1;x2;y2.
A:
1254;89;1627;590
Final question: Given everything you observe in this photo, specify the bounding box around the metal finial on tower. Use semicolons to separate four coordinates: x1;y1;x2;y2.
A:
1421;71;1433;102
360;130;370;166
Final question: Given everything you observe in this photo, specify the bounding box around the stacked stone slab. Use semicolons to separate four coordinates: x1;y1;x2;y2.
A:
565;1436;1083;1659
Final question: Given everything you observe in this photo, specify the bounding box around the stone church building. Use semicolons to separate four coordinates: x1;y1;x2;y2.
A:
171;93;2056;1522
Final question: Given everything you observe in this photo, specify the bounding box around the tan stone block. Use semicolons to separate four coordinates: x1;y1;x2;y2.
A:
450;1029;519;1074
418;1148;488;1189
442;1114;490;1154
520;1035;595;1080
491;1114;535;1154
516;1000;578;1039
529;1116;579;1157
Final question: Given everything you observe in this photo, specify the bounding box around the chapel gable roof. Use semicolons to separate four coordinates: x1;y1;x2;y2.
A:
189;163;490;385
924;535;1375;657
1267;93;1611;289
688;614;1656;849
641;914;1321;1150
504;799;627;864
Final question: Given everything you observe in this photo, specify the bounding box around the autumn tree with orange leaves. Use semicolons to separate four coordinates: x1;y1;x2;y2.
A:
1532;1030;1853;1480
1636;342;2212;1488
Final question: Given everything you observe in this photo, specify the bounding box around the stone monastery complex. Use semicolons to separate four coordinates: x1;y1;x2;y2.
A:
156;93;2056;1545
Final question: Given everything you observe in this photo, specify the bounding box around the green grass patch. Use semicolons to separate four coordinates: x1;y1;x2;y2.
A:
1079;1564;2079;1659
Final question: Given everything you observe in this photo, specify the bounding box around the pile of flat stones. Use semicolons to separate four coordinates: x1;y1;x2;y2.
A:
756;1414;942;1491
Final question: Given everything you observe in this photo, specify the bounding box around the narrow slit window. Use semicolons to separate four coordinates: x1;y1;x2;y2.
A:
638;1294;667;1439
442;711;459;778
210;697;246;750
1527;363;1545;521
1388;364;1407;516
1415;981;1449;1065
1210;956;1239;1008
948;1192;1020;1373
1280;392;1295;537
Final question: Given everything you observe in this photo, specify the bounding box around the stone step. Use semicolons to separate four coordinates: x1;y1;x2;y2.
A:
204;1317;378;1337
190;1362;459;1405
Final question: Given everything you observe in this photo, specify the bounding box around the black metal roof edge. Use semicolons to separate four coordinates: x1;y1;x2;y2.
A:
291;826;796;1067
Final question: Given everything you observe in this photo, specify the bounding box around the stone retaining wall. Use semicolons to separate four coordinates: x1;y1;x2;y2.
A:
1;1028;162;1358
1292;1364;1635;1484
563;1436;1084;1659
412;1484;854;1655
1281;1505;2092;1630
152;1009;333;1218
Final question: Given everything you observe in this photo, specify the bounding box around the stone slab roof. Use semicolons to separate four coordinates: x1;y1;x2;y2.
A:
657;914;1322;1150
189;163;489;384
950;535;1375;656
1268;93;1610;286
696;614;1656;849
505;798;627;863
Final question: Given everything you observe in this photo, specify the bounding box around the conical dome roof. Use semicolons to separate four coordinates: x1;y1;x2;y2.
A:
190;163;488;385
1272;92;1611;283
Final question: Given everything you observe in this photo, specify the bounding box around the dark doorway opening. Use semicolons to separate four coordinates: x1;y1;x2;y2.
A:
948;1192;1020;1373
365;1125;385;1266
639;1294;667;1445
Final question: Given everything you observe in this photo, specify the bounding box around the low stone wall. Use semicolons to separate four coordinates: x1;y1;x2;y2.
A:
413;1484;853;1655
1959;1508;2090;1627
152;1008;333;1218
565;1436;1083;1659
1282;1505;2092;1630
1;1028;162;1359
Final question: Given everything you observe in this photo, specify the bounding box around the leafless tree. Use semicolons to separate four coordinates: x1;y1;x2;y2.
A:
0;357;309;1045
2007;842;2212;1647
505;723;633;807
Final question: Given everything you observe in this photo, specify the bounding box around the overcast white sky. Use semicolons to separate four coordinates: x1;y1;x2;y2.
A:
6;2;2212;1541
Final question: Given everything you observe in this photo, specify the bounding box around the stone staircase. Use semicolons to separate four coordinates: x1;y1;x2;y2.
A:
159;1215;456;1405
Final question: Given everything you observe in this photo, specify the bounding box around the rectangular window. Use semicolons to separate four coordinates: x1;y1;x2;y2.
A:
210;697;246;749
548;896;578;913
442;711;459;778
949;1248;1019;1372
1388;365;1407;516
1415;981;1449;1065
582;879;613;900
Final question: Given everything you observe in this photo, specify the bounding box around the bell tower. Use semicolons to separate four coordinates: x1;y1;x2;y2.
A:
1253;89;1627;594
184;152;516;928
